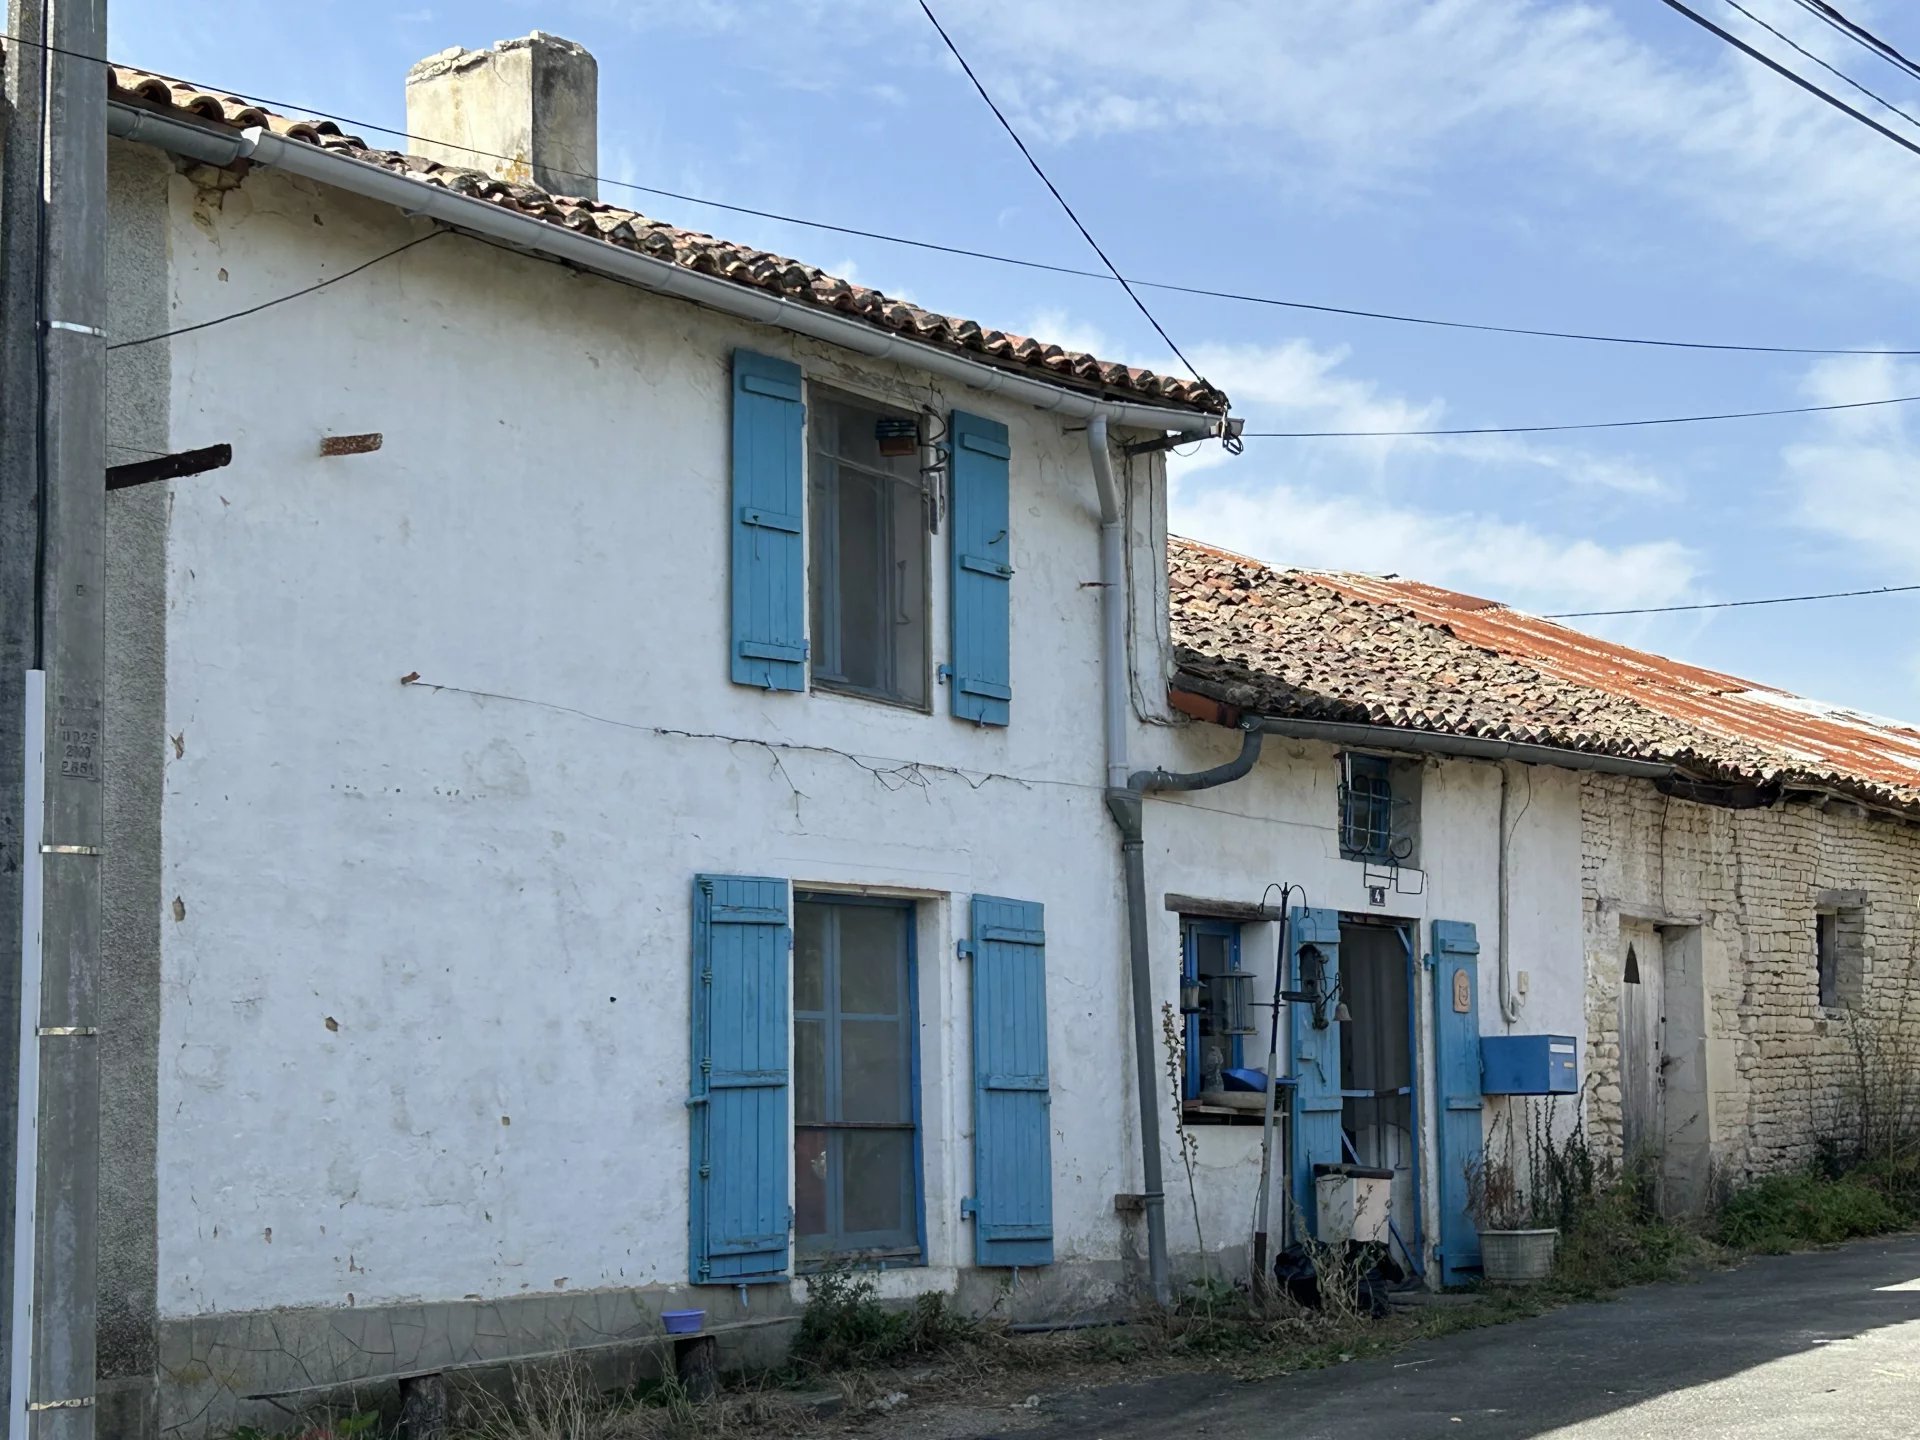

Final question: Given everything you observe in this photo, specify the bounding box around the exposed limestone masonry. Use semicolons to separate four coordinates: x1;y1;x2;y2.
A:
1582;773;1920;1185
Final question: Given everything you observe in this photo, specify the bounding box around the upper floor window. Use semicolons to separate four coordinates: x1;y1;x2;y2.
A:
1339;754;1395;862
808;390;929;709
1337;752;1422;867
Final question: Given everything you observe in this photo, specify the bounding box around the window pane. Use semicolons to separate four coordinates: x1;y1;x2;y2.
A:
842;1129;913;1241
795;1131;828;1244
808;393;928;707
1193;932;1232;977
889;478;928;706
795;1018;827;1125
838;906;904;1015
794;903;827;1014
840;1021;908;1123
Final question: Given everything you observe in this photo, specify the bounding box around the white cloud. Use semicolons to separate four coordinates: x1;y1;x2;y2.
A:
1785;354;1920;569
1169;469;1701;617
795;0;1920;290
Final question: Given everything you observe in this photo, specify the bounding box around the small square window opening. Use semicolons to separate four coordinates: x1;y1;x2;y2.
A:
1814;893;1867;1010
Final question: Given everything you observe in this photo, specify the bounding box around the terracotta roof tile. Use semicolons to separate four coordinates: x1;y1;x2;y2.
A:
1168;535;1920;816
101;62;1228;418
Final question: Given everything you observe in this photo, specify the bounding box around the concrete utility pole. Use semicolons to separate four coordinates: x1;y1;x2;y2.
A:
1;0;106;1435
0;0;47;1422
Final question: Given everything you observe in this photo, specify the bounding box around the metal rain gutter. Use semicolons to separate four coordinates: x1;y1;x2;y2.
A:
1247;715;1674;779
106;102;1225;439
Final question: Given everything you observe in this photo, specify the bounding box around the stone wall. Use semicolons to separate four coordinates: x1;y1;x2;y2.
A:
1582;773;1920;1191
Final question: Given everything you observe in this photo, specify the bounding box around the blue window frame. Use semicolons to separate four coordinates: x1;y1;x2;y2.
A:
1180;918;1250;1100
793;894;924;1266
1339;754;1395;861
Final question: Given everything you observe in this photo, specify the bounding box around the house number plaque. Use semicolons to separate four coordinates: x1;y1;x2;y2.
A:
1452;969;1471;1014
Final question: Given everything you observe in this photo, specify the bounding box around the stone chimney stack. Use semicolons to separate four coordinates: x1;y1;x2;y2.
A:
405;32;598;199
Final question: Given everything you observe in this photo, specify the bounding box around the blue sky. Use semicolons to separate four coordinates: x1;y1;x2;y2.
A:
114;1;1920;720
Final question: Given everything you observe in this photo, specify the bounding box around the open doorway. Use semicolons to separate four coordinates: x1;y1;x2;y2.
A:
1338;919;1419;1272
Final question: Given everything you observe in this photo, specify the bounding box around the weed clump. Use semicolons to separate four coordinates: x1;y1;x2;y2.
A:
790;1267;976;1371
1715;1169;1910;1253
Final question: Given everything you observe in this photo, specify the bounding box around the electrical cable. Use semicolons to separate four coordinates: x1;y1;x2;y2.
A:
1545;582;1920;618
1241;389;1920;436
1788;0;1920;84
1656;0;1920;160
913;0;1211;390
1717;0;1920;129
12;29;1920;357
106;230;443;350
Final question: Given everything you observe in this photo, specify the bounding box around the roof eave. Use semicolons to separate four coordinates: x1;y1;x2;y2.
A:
108;99;1227;436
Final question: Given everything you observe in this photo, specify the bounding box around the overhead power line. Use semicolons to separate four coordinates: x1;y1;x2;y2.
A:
1548;581;1920;618
1241;389;1920;437
106;231;443;350
912;0;1210;390
15;29;1920;359
1719;0;1920;130
1656;0;1920;160
1789;0;1920;84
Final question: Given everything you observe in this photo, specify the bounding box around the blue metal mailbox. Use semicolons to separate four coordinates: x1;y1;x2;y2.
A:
1480;1034;1578;1095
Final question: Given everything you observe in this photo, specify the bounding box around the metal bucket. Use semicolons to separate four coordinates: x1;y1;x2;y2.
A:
1478;1228;1558;1285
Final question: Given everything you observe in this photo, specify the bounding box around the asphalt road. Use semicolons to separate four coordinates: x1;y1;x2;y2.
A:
1020;1235;1920;1439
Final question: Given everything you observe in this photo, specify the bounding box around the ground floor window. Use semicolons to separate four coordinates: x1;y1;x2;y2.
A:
794;894;922;1266
1180;917;1253;1104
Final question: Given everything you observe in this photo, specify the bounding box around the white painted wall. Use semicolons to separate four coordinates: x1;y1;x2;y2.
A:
146;160;1592;1322
1134;723;1588;1272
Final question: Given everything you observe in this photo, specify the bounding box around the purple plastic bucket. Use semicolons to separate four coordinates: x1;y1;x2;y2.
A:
662;1309;704;1335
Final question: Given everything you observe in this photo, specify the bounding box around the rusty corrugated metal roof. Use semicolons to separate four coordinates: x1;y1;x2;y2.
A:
1168;535;1920;814
99;62;1228;417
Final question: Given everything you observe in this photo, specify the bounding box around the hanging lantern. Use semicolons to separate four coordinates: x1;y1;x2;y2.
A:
875;415;919;457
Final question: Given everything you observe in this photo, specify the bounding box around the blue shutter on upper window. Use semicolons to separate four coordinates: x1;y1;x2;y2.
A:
730;350;806;691
1431;918;1484;1287
688;874;792;1284
966;895;1053;1266
948;410;1012;726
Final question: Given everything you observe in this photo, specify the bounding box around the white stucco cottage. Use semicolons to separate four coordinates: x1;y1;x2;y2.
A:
72;30;1920;1439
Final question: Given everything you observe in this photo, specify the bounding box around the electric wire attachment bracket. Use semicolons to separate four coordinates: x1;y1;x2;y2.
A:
44;319;104;337
28;1397;95;1411
37;1027;96;1038
39;843;100;856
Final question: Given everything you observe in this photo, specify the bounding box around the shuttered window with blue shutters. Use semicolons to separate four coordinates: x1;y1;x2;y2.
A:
964;895;1053;1266
689;874;793;1284
1288;907;1344;1233
947;411;1013;726
730;351;807;691
1431;919;1484;1286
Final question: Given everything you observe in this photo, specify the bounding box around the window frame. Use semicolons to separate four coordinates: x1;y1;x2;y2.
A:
792;891;926;1270
1814;896;1868;1011
1815;910;1841;1009
1179;916;1246;1104
805;385;933;713
1338;753;1396;863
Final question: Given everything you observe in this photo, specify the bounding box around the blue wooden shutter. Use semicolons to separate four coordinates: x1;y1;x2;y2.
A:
966;895;1052;1265
1431;919;1484;1286
1287;907;1343;1239
689;874;791;1284
948;411;1012;726
730;350;806;691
